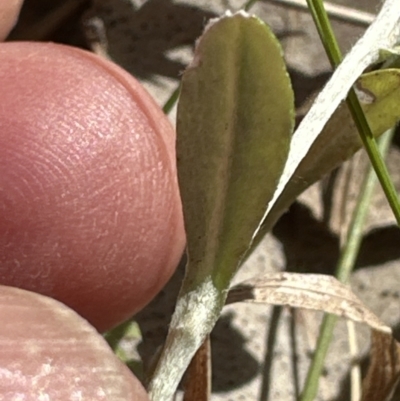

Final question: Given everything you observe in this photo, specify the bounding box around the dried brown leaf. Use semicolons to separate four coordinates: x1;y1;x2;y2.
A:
226;272;390;333
361;330;400;401
183;335;211;401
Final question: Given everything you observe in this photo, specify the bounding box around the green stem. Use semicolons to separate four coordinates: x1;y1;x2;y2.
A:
335;132;393;282
305;0;342;66
294;2;400;399
300;313;338;401
300;129;394;401
162;85;180;115
305;0;400;225
242;0;259;11
345;90;400;225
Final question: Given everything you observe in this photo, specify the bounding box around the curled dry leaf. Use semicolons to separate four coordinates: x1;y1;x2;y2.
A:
227;272;390;333
183;335;211;401
228;272;400;398
361;330;400;401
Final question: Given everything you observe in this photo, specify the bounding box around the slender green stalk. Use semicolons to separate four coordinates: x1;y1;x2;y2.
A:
300;129;394;401
305;0;342;66
300;313;338;401
162;85;180;115
335;134;394;282
345;91;400;225
243;0;259;11
305;0;400;224
286;1;400;399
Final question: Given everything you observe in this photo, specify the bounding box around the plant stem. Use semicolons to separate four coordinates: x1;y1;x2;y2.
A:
305;0;400;223
162;85;180;115
300;313;338;401
243;0;259;11
291;1;400;399
305;0;342;66
300;129;394;401
336;136;393;283
344;91;400;225
267;0;375;27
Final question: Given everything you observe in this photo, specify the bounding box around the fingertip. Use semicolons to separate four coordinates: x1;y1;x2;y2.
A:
0;41;185;331
0;0;24;40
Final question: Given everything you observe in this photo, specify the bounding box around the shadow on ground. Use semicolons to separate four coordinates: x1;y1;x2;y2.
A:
273;201;400;275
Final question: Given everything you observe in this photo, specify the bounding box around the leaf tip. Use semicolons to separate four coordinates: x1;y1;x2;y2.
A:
188;10;254;70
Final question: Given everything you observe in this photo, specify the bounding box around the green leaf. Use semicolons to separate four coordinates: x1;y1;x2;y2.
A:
148;11;294;400
379;46;400;68
250;68;400;250
177;12;294;290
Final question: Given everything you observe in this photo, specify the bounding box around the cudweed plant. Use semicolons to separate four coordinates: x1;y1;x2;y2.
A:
106;1;400;400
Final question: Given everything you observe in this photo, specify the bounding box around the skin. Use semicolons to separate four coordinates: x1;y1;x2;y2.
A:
0;41;185;332
0;285;151;400
0;3;185;399
0;0;23;40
